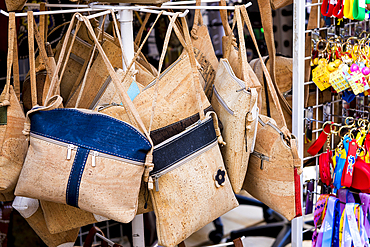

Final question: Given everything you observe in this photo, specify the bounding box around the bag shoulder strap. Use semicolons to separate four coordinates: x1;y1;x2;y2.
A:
28;11;38;108
240;6;289;132
256;0;292;115
219;0;232;36
1;12;15;106
190;0;204;39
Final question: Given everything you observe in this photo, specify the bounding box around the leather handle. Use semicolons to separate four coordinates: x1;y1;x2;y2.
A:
239;6;288;130
28;11;38;108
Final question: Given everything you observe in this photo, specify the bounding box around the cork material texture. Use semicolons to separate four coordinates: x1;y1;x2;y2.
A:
132;53;210;131
211;59;258;193
250;55;292;129
191;24;218;94
222;36;262;109
243;118;296;220
66;40;122;109
151;144;238;247
270;0;292;9
0;86;28;193
4;0;26;11
25;206;79;247
15;137;144;223
41;201;98;234
54;35;92;101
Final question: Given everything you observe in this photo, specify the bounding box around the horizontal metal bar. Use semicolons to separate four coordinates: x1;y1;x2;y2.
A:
304;81;314;85
305;56;311;60
305;2;322;7
147;2;252;10
25;3;89;8
85;10;113;19
90;4;189;17
163;0;222;5
0;7;96;17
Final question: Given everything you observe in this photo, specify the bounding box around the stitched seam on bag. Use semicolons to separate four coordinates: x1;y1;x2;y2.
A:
38;108;151;147
152;138;217;175
154;119;212;151
31;130;145;162
66;147;80;206
76;150;89;207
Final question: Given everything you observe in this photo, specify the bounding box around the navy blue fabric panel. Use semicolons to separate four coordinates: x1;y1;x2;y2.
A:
151;118;216;175
66;147;89;208
29;109;151;162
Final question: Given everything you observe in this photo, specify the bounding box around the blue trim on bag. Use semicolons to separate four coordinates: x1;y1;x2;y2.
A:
29;108;151;162
66;147;89;208
151;118;216;175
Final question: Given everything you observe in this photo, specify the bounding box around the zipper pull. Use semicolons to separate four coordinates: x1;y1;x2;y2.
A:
66;144;74;160
154;176;159;192
92;151;98;167
260;159;264;170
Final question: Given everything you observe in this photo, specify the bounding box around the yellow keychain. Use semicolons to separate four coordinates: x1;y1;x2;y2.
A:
312;58;332;91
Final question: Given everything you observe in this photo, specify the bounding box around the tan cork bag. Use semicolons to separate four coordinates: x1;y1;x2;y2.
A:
219;0;263;109
211;7;259;194
15;13;155;224
0;12;28;200
239;6;302;221
12;197;79;247
190;0;219;98
147;15;238;247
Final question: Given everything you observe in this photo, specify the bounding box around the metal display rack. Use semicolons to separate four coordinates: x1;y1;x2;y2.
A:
292;1;370;246
1;2;254;246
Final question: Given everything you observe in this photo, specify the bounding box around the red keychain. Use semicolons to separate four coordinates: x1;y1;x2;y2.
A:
333;0;344;18
319;150;333;186
321;0;336;17
341;139;358;188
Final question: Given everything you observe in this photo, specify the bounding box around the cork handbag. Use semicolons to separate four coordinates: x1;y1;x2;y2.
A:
190;0;219;97
97;12;219;217
12;197;79;247
211;6;259;194
14;13;154;224
0;13;28;199
146;14;238;247
240;7;302;221
219;0;262;109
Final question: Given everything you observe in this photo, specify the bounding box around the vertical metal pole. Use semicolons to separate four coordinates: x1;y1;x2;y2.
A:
292;0;305;246
117;7;145;247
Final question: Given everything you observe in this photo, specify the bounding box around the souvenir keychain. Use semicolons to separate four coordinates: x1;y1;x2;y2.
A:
312;39;332;91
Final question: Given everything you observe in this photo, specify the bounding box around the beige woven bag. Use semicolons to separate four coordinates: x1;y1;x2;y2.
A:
146;14;238;247
12;197;79;247
14;13;155;224
211;6;259;194
0;12;28;199
240;6;302;221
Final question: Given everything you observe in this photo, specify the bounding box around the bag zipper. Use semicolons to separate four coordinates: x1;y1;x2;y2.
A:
30;133;145;167
152;140;217;192
90;75;113;110
212;85;234;115
221;60;250;93
251;151;269;170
